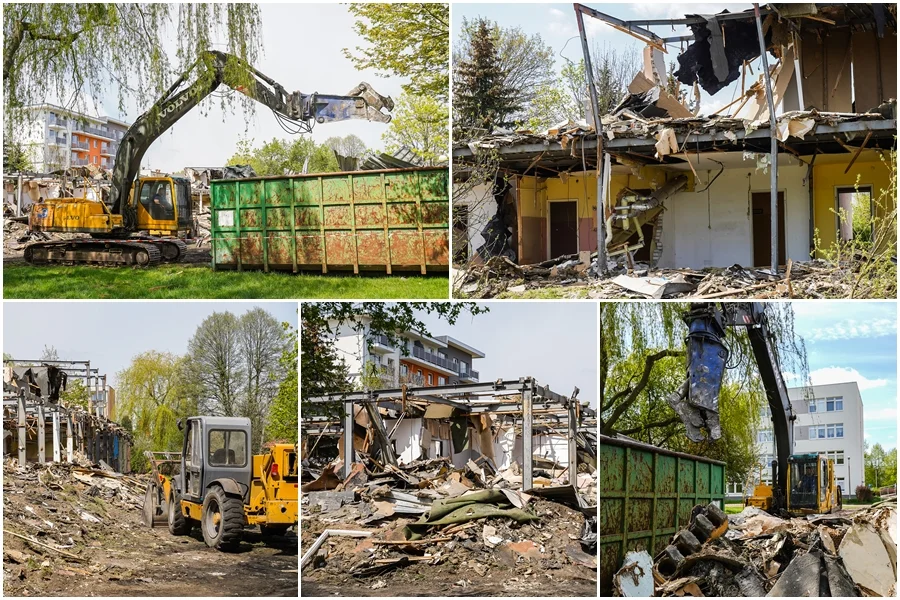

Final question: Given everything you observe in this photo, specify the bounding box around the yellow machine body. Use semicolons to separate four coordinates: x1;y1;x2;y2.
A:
175;443;298;527
29;177;189;237
787;455;842;515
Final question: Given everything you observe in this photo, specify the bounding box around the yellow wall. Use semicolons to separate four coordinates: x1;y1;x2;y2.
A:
811;150;895;254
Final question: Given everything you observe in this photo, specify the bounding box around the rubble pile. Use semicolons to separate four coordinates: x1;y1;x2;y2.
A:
3;219;86;254
456;255;892;300
615;501;898;597
301;453;597;594
2;456;148;587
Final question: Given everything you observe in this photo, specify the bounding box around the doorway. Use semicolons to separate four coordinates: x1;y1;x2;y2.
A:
549;201;578;259
752;192;785;267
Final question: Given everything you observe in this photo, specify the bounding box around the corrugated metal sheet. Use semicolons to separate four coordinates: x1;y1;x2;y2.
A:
599;434;726;595
209;167;449;273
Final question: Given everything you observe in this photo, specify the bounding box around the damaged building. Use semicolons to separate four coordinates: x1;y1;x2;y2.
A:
453;4;897;291
300;378;598;594
3;359;130;472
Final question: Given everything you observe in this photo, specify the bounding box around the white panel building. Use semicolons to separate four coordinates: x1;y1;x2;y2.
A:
748;381;865;498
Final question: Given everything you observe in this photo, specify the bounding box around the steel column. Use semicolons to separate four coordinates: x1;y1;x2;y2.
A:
575;4;608;274
17;392;26;464
16;173;23;218
52;410;61;463
66;414;74;462
342;398;355;479
37;405;46;464
568;400;579;485
755;3;780;275
523;386;534;491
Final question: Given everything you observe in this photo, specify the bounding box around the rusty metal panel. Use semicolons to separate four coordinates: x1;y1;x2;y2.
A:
599;434;725;595
210;167;449;273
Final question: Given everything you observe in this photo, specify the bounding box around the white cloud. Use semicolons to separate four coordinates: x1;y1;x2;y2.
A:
806;318;897;342
807;366;889;391
866;406;899;421
549;7;566;18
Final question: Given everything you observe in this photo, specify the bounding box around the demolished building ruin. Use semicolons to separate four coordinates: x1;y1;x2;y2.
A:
301;378;598;594
453;3;897;299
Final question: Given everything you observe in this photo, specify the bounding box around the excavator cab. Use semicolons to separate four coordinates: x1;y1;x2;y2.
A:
787;453;842;515
134;176;192;236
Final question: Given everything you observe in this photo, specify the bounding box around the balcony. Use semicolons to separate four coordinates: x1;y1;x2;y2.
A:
71;140;89;150
459;369;480;382
48;115;69;128
410;345;454;372
368;334;394;354
48;137;67;146
100;143;118;156
72;123;114;140
71;157;89;166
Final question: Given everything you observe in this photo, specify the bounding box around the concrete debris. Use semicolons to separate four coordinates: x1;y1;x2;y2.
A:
614;550;654;597
644;500;897;597
457;254;888;300
301;450;597;594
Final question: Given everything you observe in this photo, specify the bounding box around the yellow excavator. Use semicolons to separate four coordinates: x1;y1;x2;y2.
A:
142;416;298;550
24;50;393;267
680;303;842;516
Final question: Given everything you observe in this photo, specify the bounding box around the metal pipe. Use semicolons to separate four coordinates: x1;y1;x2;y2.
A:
574;4;608;275
567;399;579;485
16;173;23;218
342;397;354;479
754;3;780;275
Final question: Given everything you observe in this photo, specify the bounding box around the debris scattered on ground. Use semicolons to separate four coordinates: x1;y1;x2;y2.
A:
301;452;597;596
456;254;893;299
618;501;898;597
3;456;298;596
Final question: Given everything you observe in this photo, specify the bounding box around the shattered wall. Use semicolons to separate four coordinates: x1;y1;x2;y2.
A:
516;176;548;264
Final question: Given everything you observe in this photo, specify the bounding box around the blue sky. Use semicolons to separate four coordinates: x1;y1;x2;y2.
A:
453;2;760;115
411;302;598;408
787;302;897;450
3;302;297;388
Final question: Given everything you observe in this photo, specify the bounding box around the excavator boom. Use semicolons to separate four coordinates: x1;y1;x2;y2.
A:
26;50;393;267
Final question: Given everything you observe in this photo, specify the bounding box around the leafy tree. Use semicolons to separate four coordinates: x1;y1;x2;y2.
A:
600;302;810;484
226;136;339;176
866;442;888;488
453;18;520;138
324;134;367;159
344;3;449;101
883;447;898;488
4;141;34;172
40;345;59;361
560;43;641;121
268;322;298;444
382;92;448;166
60;378;90;410
3;4;262;135
186;308;289;451
117;350;195;452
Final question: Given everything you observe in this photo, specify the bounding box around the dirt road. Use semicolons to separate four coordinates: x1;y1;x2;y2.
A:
3;462;297;597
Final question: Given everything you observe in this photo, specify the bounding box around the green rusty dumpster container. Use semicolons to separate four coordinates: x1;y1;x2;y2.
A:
600;434;725;594
209;167;449;273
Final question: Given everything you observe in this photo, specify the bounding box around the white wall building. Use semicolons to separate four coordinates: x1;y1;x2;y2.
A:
748;381;865;498
11;104;127;173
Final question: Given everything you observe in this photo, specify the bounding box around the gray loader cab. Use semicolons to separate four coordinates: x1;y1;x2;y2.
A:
175;416;252;503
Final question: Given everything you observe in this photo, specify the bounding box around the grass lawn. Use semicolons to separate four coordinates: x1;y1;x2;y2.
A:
724;504;745;514
3;263;449;299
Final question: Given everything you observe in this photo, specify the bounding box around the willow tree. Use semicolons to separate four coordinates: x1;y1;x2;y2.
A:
3;3;262;134
117;350;195;459
600;302;810;483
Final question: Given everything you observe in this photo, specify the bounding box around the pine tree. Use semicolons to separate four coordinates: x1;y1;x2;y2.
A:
453;19;521;139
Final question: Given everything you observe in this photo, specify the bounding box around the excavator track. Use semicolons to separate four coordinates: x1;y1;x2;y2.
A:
23;239;162;267
135;238;188;263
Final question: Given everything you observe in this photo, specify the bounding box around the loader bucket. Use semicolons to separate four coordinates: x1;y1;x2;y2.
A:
142;482;167;528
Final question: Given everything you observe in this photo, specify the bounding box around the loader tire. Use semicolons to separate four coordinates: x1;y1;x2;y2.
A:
201;485;244;551
168;491;191;536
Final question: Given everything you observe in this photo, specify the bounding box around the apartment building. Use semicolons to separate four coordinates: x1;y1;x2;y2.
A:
329;318;484;389
13;104;128;173
744;382;865;498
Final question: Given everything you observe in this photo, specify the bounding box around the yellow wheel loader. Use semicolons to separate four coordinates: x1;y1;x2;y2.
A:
142;416;298;551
